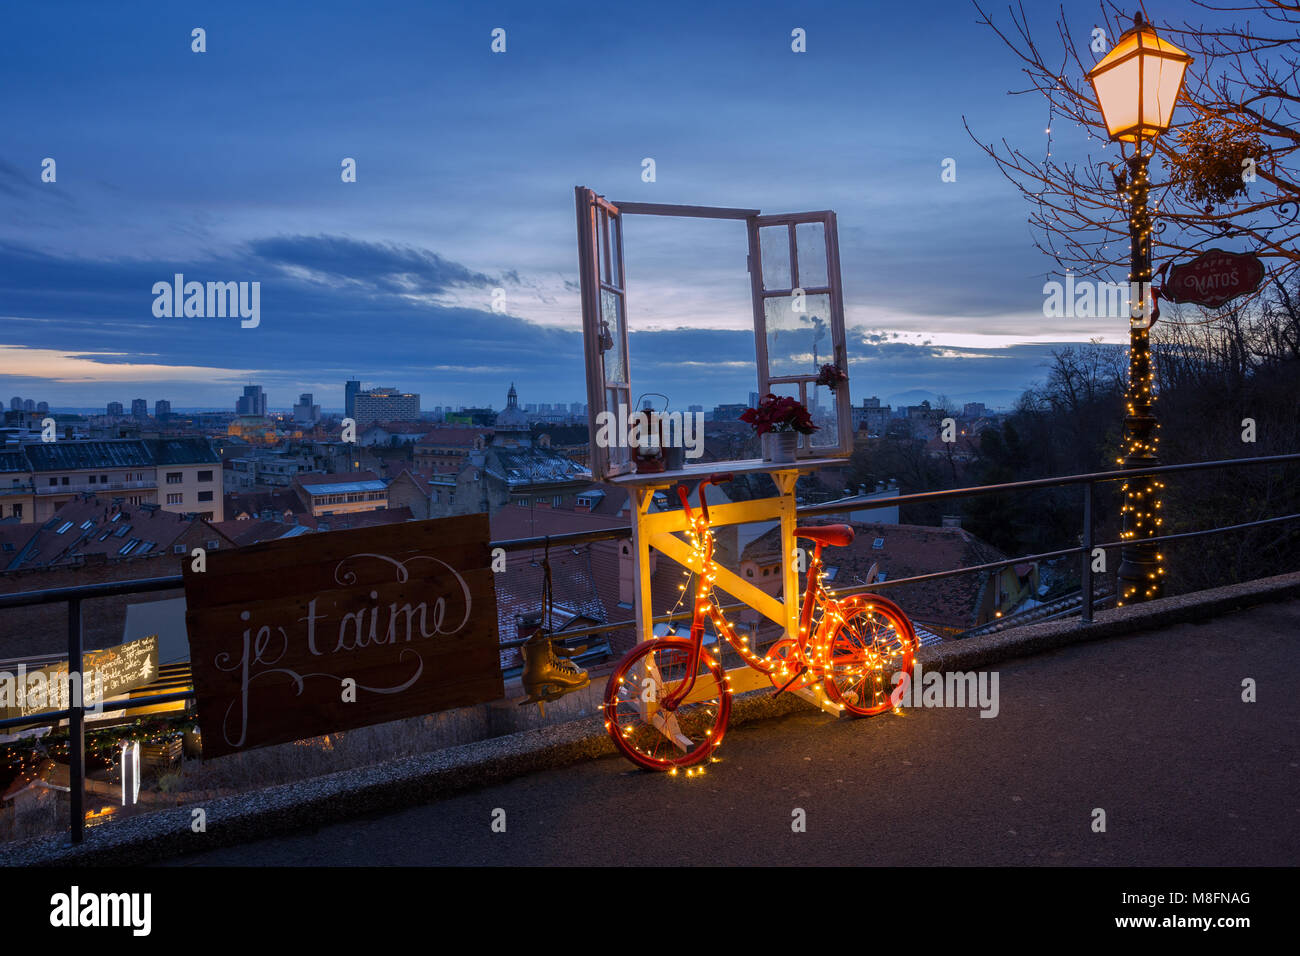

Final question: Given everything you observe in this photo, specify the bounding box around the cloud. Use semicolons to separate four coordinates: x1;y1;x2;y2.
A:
247;235;493;295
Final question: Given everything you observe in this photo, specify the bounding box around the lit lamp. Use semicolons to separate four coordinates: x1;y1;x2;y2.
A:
1087;14;1191;606
1087;14;1191;144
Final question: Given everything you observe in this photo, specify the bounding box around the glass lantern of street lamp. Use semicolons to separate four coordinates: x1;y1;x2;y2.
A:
1086;13;1192;143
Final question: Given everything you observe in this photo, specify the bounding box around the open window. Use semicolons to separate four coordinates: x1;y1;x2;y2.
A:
575;187;633;478
576;187;853;481
747;211;852;457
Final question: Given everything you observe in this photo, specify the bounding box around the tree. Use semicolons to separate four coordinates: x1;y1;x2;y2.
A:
968;1;1299;286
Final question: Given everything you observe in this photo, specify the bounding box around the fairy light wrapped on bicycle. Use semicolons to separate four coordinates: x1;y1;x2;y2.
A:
602;474;917;773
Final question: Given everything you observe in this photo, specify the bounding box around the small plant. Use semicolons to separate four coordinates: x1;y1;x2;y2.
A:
740;394;819;435
1166;118;1263;210
815;363;848;388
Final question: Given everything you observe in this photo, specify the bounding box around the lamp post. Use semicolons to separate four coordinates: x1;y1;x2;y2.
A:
1087;12;1191;606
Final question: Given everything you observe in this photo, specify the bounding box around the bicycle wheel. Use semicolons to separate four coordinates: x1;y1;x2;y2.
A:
822;594;917;717
603;638;732;772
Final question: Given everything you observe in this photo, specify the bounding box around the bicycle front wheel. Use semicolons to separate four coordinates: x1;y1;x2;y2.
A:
822;594;917;716
603;638;731;772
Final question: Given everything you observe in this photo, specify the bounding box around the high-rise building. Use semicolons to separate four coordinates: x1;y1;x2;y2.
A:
131;399;148;418
293;392;321;425
353;386;419;425
9;397;21;411
106;401;124;416
344;380;361;420
36;401;49;414
154;399;171;420
23;399;35;413
236;385;267;417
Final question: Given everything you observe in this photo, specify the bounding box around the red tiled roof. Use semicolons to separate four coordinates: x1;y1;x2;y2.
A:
416;426;492;447
490;505;628;542
296;508;412;531
800;520;1009;631
210;519;288;547
1;495;231;570
224;489;308;518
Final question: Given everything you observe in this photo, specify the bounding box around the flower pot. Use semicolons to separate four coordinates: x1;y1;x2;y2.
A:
762;431;798;463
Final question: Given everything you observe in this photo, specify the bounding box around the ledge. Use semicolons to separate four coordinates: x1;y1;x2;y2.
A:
5;569;1297;867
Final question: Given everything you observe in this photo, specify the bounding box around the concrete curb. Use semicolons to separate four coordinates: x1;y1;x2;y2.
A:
5;570;1297;867
920;570;1300;673
0;670;811;867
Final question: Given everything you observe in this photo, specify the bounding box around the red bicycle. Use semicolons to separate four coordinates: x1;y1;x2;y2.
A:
603;472;918;772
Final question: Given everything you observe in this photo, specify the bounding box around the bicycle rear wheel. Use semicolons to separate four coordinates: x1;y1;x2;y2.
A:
822;594;917;716
603;638;731;772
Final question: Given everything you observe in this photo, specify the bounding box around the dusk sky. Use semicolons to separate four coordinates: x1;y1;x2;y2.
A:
0;0;1189;414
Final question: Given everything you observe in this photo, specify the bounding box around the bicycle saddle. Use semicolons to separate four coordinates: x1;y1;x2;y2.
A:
794;524;854;548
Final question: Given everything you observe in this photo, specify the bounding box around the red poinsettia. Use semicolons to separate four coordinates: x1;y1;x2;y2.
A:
815;363;848;388
740;394;819;436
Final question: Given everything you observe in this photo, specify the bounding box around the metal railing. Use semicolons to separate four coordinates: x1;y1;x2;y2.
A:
1;451;1297;845
34;479;158;496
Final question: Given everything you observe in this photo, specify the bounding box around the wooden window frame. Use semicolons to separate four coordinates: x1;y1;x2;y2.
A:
576;188;853;480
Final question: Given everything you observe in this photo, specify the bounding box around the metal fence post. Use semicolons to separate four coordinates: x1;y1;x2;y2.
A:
1081;482;1094;626
67;596;85;845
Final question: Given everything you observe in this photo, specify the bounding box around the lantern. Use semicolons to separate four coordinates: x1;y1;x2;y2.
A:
1087;13;1192;143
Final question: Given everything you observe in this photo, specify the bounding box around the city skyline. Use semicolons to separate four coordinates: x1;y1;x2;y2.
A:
0;0;1156;411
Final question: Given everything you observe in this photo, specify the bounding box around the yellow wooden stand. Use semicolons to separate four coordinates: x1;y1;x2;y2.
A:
612;458;849;718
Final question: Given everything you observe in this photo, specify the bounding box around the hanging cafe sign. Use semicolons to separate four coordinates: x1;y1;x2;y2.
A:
184;515;502;758
1158;248;1266;309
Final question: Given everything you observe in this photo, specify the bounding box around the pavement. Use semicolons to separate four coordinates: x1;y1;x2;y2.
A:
163;597;1300;866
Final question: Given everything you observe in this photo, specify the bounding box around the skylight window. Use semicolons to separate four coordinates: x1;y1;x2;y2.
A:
55;522;74;534
872;538;884;549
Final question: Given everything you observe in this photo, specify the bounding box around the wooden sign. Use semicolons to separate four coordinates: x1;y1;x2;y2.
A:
1162;248;1265;308
183;515;502;757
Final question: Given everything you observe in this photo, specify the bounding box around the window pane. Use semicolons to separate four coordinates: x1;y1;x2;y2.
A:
601;289;627;384
809;385;839;448
608;215;622;289
763;293;831;376
795;221;827;288
759;225;791;291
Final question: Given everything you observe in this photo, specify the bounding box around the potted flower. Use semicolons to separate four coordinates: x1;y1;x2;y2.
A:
815;363;848;388
740;394;819;463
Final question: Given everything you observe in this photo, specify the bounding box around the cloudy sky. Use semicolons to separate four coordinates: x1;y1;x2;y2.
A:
0;0;1173;413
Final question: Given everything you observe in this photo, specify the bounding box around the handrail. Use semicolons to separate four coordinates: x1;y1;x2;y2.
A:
3;453;1297;610
1;450;1297;844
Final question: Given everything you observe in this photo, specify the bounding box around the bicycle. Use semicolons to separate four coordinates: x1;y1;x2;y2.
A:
603;472;918;772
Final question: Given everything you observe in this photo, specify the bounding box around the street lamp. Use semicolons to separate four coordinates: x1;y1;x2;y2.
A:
1087;13;1191;606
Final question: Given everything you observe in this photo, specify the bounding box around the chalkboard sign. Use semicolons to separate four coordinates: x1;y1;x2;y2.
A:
183;515;502;757
0;634;159;722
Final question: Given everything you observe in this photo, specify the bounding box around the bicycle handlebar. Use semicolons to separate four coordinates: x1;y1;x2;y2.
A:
678;472;733;525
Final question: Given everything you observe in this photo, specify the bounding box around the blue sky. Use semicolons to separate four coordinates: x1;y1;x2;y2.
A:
0;0;1180;413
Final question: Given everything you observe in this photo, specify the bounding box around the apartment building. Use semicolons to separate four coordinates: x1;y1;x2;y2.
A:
3;438;223;524
352;387;420;425
292;470;388;517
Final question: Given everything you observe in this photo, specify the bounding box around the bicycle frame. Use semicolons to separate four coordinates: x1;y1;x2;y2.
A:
661;474;835;711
